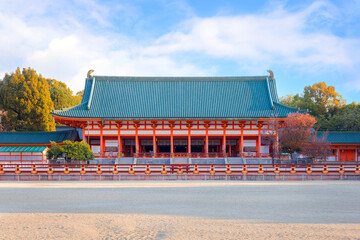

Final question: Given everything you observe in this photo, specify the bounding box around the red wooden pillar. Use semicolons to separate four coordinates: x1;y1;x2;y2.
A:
82;127;86;143
222;134;226;154
100;124;104;156
205;135;209;155
152;122;157;154
153;135;157;154
118;136;122;158
170;134;174;154
188;134;191;154
170;122;174;154
240;131;244;157
258;130;262;157
135;134;139;154
275;134;279;157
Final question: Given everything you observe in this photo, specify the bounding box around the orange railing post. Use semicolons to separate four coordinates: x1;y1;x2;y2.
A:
274;165;280;174
290;164;296;174
64;165;70;174
209;165;215;175
226;165;232;174
145;165;151;175
323;165;328;174
339;165;345;174
31;165;37;174
0;165;4;174
355;165;360;174
96;165;102;174
48;165;53;174
113;165;119;174
129;165;135;174
161;165;167;174
15;164;21;174
177;166;183;174
258;164;264;174
80;165;86;174
242;165;248;175
306;165;312;174
193;165;199;174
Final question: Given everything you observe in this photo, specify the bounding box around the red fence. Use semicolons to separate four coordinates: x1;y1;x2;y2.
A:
0;163;359;178
93;152;269;158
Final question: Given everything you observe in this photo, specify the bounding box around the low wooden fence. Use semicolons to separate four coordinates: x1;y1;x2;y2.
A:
0;163;360;181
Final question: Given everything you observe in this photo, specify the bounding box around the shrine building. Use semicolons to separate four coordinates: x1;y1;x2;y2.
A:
51;75;303;160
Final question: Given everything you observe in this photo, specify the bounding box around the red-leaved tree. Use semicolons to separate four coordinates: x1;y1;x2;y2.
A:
303;131;331;161
280;113;317;153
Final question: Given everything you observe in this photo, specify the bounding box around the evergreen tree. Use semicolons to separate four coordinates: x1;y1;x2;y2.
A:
47;79;81;110
47;140;94;161
0;67;55;131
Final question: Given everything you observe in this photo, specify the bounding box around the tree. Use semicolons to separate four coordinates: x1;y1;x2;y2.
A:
279;95;294;107
318;103;360;131
302;82;345;117
280;113;317;153
303;131;331;161
0;67;55;131
0;110;6;131
261;118;282;160
280;82;345;117
74;90;84;104
47;79;81;110
47;140;94;161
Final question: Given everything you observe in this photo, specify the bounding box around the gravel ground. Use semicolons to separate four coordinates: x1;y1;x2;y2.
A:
0;181;359;239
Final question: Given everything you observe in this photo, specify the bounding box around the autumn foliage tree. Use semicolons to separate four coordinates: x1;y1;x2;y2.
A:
280;113;317;153
0;67;55;131
303;131;331;161
280;82;345;118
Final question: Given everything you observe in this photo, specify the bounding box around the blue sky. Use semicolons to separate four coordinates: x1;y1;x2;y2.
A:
1;0;360;102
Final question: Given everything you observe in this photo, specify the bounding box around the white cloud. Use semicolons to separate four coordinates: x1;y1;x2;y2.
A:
143;1;359;72
0;0;359;97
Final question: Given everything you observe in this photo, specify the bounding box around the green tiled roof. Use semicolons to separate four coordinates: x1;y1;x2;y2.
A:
0;146;47;152
318;131;360;144
0;130;78;144
52;76;304;120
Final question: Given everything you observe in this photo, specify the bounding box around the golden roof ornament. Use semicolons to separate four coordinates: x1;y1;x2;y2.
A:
87;69;95;78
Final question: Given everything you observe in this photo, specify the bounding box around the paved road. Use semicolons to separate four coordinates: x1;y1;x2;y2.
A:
0;181;359;223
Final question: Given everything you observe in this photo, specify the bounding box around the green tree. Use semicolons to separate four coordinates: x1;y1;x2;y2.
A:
47;79;81;109
0;67;55;131
47;140;94;161
318;103;360;131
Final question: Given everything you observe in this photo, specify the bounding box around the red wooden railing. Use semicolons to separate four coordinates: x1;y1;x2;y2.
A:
93;152;272;158
0;163;359;176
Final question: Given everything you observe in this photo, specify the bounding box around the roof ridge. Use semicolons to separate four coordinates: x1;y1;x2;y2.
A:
0;130;74;134
265;77;275;110
318;131;360;134
52;101;88;113
273;101;307;112
92;75;269;82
